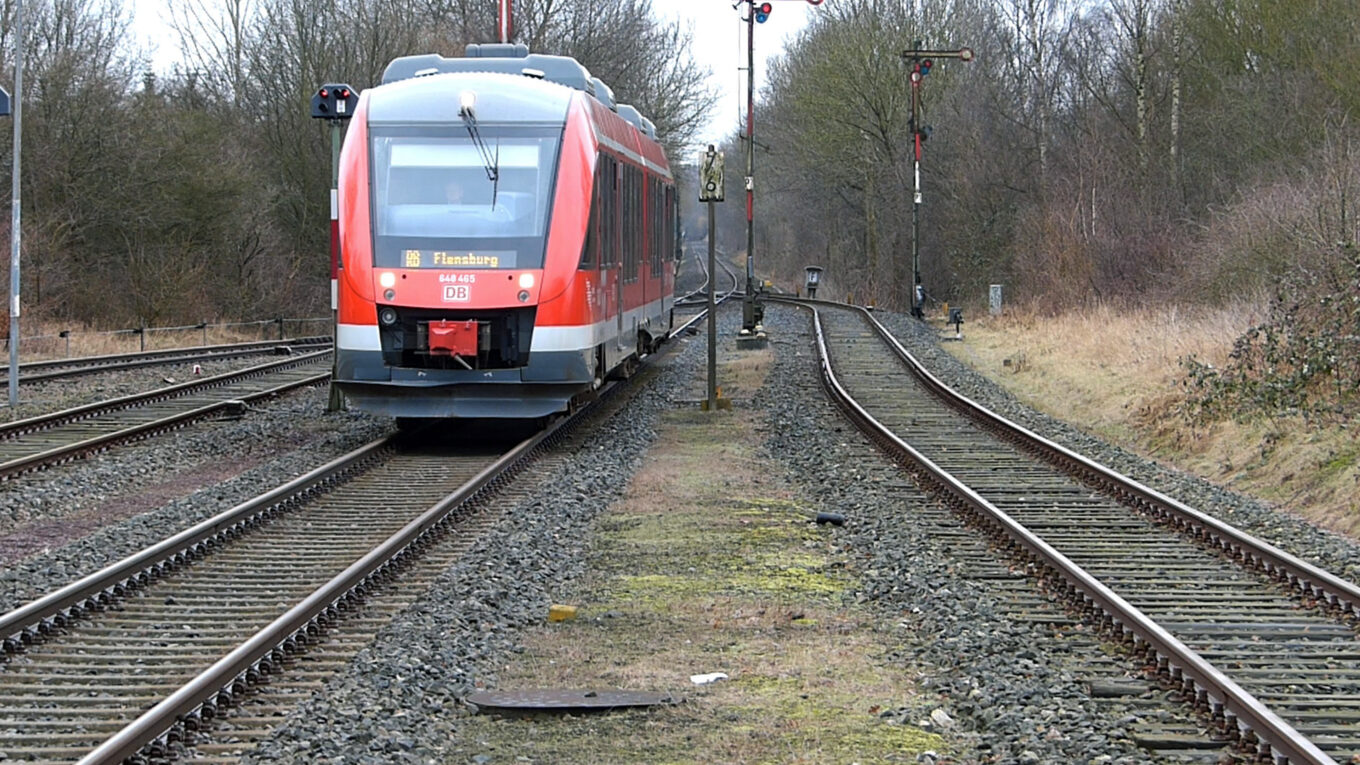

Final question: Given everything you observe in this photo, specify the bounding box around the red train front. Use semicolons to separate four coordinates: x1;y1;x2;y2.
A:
335;45;677;420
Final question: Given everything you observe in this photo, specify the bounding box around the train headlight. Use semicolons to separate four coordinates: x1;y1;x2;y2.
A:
379;307;399;326
518;290;531;303
518;273;535;289
384;289;396;301
378;271;397;288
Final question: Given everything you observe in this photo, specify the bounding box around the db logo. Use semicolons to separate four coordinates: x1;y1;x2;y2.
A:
443;285;471;302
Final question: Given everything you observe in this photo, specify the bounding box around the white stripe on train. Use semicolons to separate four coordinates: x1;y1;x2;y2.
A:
336;296;672;353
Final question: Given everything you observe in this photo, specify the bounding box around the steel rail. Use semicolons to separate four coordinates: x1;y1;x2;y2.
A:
74;300;718;763
676;248;740;308
10;337;331;383
796;300;1336;765
4;336;329;373
0;349;330;439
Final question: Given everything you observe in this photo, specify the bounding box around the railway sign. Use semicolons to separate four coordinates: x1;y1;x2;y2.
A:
699;146;724;202
0;87;9;117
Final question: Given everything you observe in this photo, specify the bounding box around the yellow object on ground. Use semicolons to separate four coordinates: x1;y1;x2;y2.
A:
548;604;578;622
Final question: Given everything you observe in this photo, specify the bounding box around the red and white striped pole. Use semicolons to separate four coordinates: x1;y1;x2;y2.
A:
498;0;512;43
330;187;339;311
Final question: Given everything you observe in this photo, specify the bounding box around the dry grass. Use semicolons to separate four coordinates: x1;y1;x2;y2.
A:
451;346;947;764
6;319;332;362
945;300;1360;537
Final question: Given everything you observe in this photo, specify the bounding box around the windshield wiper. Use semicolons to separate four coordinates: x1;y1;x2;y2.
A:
459;96;500;206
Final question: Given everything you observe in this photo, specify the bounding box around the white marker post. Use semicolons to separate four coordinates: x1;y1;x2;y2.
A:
7;0;22;409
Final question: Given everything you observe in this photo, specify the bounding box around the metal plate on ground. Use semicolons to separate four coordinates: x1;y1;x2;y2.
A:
467;689;677;715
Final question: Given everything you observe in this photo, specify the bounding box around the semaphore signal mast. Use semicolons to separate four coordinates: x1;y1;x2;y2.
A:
498;0;512;44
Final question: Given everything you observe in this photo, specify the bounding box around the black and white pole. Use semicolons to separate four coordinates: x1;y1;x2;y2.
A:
6;0;21;408
901;42;972;319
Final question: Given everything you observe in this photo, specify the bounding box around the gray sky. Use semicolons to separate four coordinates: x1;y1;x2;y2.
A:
129;0;818;145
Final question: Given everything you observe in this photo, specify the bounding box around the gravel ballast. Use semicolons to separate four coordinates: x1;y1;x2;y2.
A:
14;297;1346;762
243;303;1218;764
244;327;712;762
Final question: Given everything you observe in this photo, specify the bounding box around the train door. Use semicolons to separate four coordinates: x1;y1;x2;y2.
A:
641;173;652;345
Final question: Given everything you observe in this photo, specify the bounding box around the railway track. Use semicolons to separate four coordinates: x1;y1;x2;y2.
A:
0;309;709;763
675;244;739;309
796;300;1359;765
0;434;525;762
3;337;331;385
0;351;331;480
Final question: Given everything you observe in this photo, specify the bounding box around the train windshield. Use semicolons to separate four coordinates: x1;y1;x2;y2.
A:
369;127;561;269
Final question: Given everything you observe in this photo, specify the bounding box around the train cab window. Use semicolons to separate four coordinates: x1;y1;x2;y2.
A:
369;129;562;269
581;161;602;269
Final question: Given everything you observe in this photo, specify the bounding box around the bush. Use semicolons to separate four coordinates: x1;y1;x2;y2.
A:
1182;245;1360;423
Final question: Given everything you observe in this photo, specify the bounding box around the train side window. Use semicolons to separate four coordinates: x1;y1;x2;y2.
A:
648;178;661;276
634;166;643;281
623;163;641;283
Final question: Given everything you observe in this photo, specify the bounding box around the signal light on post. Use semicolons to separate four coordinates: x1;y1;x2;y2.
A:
311;82;359;120
755;2;772;23
920;59;933;76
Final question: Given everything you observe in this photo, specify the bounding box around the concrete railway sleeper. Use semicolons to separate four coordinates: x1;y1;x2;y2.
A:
787;298;1358;765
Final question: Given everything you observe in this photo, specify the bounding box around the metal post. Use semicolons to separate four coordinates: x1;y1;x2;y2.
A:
327;120;345;412
742;2;758;333
707;199;717;410
911;73;922;318
7;0;23;408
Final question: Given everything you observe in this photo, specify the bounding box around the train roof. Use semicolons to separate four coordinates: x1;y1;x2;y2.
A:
367;71;574;125
380;47;655;137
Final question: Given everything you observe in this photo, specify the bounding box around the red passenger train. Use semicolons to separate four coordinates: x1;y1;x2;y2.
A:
335;44;678;420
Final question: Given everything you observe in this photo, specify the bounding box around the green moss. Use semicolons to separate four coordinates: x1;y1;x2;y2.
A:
1319;447;1358;478
834;722;947;754
732;565;846;597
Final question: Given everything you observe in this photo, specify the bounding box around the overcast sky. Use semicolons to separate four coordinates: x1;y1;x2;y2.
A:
128;0;818;146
